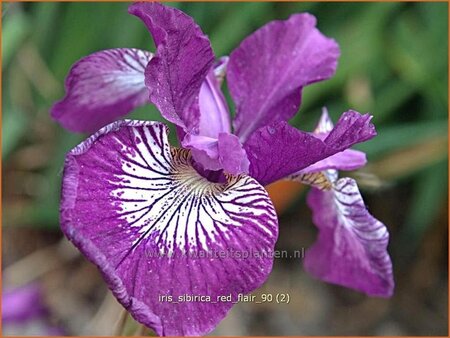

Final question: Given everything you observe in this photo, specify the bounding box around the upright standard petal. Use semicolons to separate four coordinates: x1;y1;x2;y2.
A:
198;66;231;138
129;2;215;133
61;120;278;336
228;13;340;142
51;48;153;133
244;111;377;186
304;178;394;297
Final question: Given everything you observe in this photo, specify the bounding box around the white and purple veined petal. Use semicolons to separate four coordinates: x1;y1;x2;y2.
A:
51;48;153;133
304;177;394;297
60;120;278;336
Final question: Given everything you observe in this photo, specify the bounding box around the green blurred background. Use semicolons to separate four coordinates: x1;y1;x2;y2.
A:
2;2;448;336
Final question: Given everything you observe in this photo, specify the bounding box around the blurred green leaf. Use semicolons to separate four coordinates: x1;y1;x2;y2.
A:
371;79;416;123
2;9;31;69
365;133;447;181
355;119;448;158
21;129;83;228
31;2;61;58
396;160;448;259
209;2;273;56
2;106;28;159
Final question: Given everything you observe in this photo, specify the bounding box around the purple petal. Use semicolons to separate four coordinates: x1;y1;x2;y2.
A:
298;108;367;173
198;65;231;138
2;284;48;323
61;120;278;336
304;178;394;297
51;48;153;133
129;2;214;133
183;133;249;175
177;59;231;146
300;149;367;173
183;134;221;171
244;111;376;186
324;110;377;149
217;133;250;175
228;13;340;142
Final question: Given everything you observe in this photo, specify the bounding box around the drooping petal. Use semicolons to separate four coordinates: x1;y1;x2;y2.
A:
51;48;153;133
61;120;278;336
304;178;394;297
129;2;215;133
244;111;377;186
228;13;340;142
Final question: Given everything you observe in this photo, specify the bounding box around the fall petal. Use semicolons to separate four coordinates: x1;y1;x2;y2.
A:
304;178;394;297
51;48;153;133
61;120;278;336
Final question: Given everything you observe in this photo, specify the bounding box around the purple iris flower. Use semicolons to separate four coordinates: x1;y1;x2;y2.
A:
51;3;393;336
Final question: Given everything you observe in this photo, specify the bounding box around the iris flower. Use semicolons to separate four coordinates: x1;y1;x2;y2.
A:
52;3;393;336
